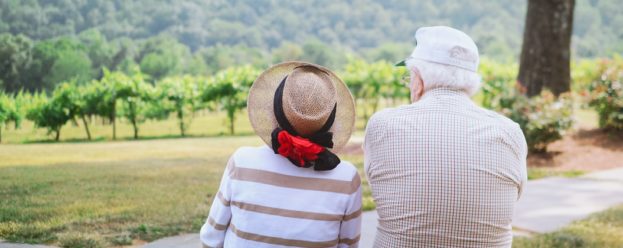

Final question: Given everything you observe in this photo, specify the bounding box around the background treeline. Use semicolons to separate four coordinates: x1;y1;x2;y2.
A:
2;0;621;58
1;0;623;93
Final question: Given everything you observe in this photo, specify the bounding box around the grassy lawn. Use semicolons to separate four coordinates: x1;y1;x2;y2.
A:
0;103;611;247
0;133;598;247
0;135;374;247
527;168;585;180
513;204;623;247
0;136;263;246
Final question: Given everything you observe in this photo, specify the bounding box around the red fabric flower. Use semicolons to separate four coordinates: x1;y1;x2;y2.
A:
277;130;324;166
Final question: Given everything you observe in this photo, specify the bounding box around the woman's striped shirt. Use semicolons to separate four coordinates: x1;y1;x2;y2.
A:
200;146;362;248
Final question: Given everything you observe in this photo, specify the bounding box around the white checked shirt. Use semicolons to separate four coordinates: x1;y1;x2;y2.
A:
363;88;528;248
200;146;362;248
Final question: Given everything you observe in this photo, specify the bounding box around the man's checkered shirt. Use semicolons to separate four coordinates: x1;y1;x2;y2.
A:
364;88;528;248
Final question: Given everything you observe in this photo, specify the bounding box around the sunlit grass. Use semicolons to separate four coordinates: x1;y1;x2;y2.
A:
527;168;586;180
0;136;262;245
513;204;623;247
0;135;375;246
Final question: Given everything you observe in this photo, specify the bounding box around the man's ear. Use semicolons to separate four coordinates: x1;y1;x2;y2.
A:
415;73;424;99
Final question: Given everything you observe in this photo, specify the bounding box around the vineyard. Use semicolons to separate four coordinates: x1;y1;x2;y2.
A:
0;60;409;142
1;56;623;153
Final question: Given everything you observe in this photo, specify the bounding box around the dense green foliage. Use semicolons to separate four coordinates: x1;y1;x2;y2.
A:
0;91;22;142
2;0;621;57
1;0;622;93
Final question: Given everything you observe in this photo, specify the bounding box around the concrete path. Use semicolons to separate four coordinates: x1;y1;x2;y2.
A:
142;234;198;248
4;168;622;248
513;167;623;233
0;241;56;248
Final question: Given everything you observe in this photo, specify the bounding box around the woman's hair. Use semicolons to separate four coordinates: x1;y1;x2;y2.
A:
406;59;481;96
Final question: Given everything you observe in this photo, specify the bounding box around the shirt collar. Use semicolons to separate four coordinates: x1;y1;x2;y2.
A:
420;88;471;101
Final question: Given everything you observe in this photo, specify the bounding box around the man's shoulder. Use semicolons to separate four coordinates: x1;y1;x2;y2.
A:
473;106;527;151
368;105;413;125
475;107;522;132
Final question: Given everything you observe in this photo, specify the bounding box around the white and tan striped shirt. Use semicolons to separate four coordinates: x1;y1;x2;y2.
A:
364;88;528;247
200;145;362;248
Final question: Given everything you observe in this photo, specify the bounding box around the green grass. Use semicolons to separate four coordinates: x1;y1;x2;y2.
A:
0;136;263;245
528;168;586;180
513;204;623;248
0;135;373;246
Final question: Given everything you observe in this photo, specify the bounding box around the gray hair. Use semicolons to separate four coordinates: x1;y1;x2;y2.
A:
406;59;481;96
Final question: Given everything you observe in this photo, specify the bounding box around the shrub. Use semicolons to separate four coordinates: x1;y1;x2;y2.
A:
479;59;574;153
499;90;574;153
586;56;623;131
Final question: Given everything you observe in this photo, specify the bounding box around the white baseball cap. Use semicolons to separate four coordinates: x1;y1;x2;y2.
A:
396;26;479;72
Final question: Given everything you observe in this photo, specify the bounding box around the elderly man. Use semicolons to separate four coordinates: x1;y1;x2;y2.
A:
363;26;528;247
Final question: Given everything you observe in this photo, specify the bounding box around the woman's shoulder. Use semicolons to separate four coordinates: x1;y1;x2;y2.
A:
330;160;360;184
231;146;358;180
334;160;357;174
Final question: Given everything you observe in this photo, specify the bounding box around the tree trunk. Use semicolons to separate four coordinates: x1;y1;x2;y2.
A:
229;116;235;135
81;115;92;140
55;128;61;141
132;121;138;139
112;102;117;140
179;110;185;137
129;102;139;139
518;0;575;97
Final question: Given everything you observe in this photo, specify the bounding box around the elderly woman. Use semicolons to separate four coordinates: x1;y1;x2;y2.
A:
364;26;528;247
200;62;362;248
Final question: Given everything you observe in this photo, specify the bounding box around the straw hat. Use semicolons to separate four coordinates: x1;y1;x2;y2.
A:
248;61;355;151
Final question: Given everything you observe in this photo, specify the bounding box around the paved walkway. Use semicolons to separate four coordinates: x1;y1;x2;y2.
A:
513;167;623;233
0;242;56;248
4;168;623;248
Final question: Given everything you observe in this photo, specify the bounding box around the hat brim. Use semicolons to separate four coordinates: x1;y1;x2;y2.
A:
247;61;356;151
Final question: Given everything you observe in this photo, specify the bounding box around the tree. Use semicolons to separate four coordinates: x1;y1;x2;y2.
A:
0;34;33;92
76;83;102;140
78;29;115;79
48;50;93;86
138;36;191;81
0;91;22;143
518;0;575;97
158;76;201;136
97;69;125;140
22;37;93;92
26;90;73;141
51;82;101;141
343;59;405;124
116;69;162;139
203;66;259;135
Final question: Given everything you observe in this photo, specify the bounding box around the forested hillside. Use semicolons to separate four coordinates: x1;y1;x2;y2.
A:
0;0;621;92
